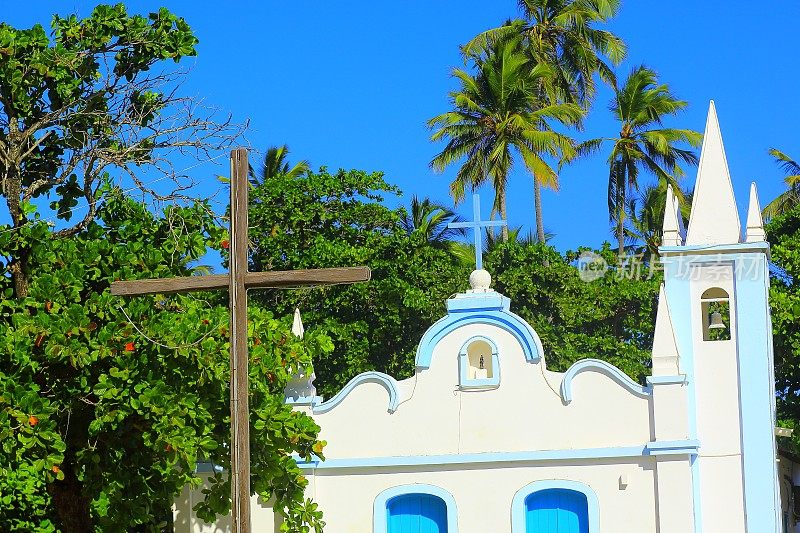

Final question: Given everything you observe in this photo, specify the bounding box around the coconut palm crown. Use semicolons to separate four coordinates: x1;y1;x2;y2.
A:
582;65;701;255
763;148;800;220
428;37;582;241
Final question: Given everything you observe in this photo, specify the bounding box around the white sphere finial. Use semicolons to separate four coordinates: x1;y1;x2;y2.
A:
469;269;492;291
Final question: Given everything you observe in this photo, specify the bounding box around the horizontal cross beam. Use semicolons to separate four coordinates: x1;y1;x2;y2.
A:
110;266;371;297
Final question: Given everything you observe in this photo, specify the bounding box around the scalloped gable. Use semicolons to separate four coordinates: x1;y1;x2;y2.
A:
414;290;544;369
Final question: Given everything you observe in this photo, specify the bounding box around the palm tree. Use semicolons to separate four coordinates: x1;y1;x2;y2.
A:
400;196;466;246
463;0;626;107
763;148;800;219
583;66;701;256
249;145;310;186
449;226;550;268
428;37;582;242
624;183;692;260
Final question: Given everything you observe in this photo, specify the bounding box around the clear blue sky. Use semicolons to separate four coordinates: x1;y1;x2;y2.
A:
4;1;800;252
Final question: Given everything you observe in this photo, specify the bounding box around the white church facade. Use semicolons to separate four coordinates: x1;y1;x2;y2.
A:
175;102;791;532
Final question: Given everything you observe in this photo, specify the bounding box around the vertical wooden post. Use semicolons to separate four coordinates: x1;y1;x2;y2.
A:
229;148;251;533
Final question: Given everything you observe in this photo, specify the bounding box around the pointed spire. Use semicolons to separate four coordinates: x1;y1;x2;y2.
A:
662;185;682;246
652;284;681;376
292;308;304;338
685;101;741;245
745;182;766;242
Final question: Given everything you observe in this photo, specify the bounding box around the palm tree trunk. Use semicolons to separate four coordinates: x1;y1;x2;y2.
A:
616;187;626;257
534;177;545;243
499;189;509;242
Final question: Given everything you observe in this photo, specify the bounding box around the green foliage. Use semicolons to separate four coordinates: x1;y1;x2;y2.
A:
768;206;800;453
246;166;661;400
247;168;470;397
0;191;327;532
487;242;660;380
764;148;800;220
0;4;199;227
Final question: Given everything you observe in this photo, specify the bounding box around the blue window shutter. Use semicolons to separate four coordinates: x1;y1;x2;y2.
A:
387;494;448;533
525;489;588;533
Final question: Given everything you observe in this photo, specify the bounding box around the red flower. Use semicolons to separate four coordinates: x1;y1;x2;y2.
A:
51;465;60;473
124;342;135;352
28;415;38;426
221;239;230;249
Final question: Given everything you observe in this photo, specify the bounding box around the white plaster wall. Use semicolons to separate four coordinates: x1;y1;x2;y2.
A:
316;323;652;459
307;460;657;533
173;475;279;533
689;265;747;532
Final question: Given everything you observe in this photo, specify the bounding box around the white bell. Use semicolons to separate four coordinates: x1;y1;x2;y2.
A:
709;311;726;330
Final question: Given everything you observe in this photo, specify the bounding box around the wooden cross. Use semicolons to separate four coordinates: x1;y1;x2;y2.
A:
111;148;370;533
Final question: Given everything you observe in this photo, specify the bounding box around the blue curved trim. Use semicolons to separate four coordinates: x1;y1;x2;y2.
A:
416;310;543;368
374;484;458;533
511;480;599;532
313;371;400;414
458;335;501;388
561;358;651;404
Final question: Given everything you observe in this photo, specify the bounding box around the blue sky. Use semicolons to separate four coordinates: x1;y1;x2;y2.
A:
4;1;800;252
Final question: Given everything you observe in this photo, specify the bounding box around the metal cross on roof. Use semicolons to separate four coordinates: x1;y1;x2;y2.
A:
448;193;507;271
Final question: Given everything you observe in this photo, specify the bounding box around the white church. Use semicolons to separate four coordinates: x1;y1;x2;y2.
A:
175;102;795;532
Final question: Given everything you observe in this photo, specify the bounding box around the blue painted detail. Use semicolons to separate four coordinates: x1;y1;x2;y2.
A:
374;485;458;533
660;241;769;254
295;445;648;470
458;336;501;388
525;489;588;533
511;480;599;533
560;358;652;404
447;193;506;271
645;439;700;456
387;494;447;533
416;294;543;369
660;255;703;533
285;395;322;406
731;251;781;529
646;375;687;386
313;371;400;414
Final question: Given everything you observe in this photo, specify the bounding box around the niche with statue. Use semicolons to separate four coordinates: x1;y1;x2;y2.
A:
458;336;500;388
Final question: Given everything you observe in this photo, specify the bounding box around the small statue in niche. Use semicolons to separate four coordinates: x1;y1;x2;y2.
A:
474;353;489;380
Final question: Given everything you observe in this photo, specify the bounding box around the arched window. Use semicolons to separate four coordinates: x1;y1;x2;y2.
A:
387;494;447;533
458;336;500;388
700;287;731;341
374;485;458;533
512;481;599;533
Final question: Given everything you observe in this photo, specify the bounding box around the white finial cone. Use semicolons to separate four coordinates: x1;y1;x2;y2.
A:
652;284;681;376
745;182;766;242
292;308;304;338
685;101;741;245
662;185;682;246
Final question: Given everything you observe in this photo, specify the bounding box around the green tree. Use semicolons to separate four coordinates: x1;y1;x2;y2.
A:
400;195;465;246
429;37;581;242
763;148;800;220
249;145;310;187
624;183;692;260
463;0;626;106
246;167;470;397
766;206;800;453
486;241;661;380
583;66;701;256
0;4;238;298
0;190;328;532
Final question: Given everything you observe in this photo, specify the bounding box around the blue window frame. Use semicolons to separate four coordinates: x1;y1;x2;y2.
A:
511;481;599;533
374;485;458;533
